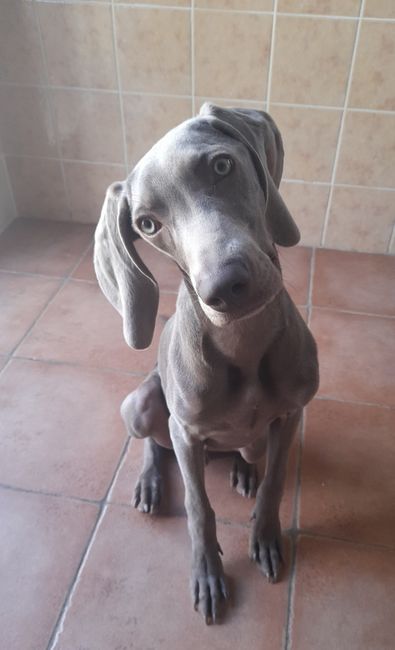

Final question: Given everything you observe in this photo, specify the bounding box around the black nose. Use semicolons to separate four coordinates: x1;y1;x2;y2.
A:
197;262;250;312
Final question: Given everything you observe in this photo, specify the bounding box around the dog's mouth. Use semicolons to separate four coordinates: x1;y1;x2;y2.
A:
198;287;283;326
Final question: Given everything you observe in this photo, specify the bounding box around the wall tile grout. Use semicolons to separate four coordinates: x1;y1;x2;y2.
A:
387;221;395;254
110;0;129;170
265;0;278;110
32;2;73;222
190;0;196;115
2;80;395;115
319;0;365;247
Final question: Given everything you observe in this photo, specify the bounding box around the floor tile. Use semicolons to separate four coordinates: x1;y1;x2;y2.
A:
18;280;177;374
0;489;98;650
0;218;93;276
0;272;61;354
279;245;312;306
311;309;395;406
53;508;290;649
291;536;395;650
0;358;138;499
313;249;395;316
300;399;395;546
71;243;95;282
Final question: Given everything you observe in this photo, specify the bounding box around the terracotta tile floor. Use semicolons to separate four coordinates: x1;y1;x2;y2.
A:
0;218;394;650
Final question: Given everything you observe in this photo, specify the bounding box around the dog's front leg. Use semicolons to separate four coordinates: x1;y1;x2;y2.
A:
169;416;227;624
250;409;301;582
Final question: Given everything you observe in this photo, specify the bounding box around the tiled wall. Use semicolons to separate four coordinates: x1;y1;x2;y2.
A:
0;0;394;253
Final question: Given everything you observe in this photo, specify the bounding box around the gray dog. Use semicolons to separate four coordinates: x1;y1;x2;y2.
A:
94;103;319;624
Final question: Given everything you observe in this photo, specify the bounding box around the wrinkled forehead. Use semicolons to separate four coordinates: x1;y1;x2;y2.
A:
128;118;246;207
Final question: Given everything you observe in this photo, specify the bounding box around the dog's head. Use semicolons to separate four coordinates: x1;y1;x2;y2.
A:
94;104;300;349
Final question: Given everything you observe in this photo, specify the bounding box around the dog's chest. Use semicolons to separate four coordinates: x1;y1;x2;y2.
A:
174;363;276;449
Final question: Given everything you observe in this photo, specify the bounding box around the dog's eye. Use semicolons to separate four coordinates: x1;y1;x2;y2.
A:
213;156;233;177
137;216;161;236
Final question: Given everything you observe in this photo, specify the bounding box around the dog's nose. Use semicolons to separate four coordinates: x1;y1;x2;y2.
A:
197;262;250;312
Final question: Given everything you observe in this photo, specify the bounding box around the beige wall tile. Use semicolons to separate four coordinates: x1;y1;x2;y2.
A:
115;7;190;94
280;181;330;246
196;0;273;9
38;3;116;89
278;0;360;14
271;17;356;106
0;0;45;84
364;0;395;18
64;162;126;224
0;157;17;234
123;95;192;168
115;0;190;4
325;186;395;253
6;156;70;222
336;111;395;188
0;86;57;158
51;90;124;164
270;106;342;182
349;21;395;110
195;11;272;100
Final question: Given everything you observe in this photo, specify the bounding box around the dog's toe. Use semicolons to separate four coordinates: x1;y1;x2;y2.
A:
133;470;162;514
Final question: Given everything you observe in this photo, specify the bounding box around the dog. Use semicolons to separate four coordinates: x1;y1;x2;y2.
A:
94;103;319;624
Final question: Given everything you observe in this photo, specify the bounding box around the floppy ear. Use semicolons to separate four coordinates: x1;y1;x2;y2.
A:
94;181;159;350
199;103;300;247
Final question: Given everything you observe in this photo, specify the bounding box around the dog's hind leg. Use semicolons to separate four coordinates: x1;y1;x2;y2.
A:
230;454;258;498
121;369;171;514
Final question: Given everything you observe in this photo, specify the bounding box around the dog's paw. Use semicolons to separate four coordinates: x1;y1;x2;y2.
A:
230;456;258;498
249;516;284;583
133;468;161;514
191;545;228;624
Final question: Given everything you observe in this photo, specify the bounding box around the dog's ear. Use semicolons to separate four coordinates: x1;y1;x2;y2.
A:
94;181;159;350
199;103;300;247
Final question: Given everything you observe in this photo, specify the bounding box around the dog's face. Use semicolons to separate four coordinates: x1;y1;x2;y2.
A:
94;105;300;348
129;119;282;326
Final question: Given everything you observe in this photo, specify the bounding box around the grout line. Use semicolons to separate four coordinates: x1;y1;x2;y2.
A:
5;152;395;193
8;240;94;358
0;155;18;223
313;305;395;320
297;529;395;552
33;2;73;222
3;78;395;116
46;435;130;650
314;394;395;411
110;0;129;170
265;0;278;111
190;0;196;115
319;0;365;247
0;268;64;281
0;482;101;506
283;531;298;650
306;248;316;327
387;221;395;254
11;354;149;379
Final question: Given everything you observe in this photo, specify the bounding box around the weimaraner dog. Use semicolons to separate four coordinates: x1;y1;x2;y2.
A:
94;103;319;624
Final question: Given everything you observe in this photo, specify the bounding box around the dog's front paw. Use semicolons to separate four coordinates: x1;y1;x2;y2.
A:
191;544;228;624
249;515;284;583
133;468;161;514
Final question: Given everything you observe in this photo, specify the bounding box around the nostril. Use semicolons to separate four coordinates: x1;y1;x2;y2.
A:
231;281;247;296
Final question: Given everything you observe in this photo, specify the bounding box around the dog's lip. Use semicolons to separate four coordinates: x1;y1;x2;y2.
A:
199;288;283;324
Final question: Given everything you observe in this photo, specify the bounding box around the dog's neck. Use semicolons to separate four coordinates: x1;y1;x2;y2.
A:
178;278;287;370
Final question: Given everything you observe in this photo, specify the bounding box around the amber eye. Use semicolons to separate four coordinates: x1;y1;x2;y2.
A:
137;216;161;236
213;156;233;177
